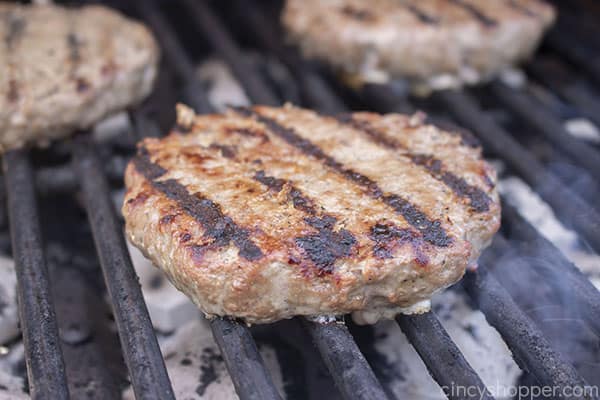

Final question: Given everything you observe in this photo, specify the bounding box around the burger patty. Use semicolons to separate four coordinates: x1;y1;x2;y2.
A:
282;0;555;91
123;104;500;324
0;3;159;152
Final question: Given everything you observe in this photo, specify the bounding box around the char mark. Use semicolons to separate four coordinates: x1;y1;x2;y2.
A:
234;107;452;247
335;115;491;212
412;155;490;212
209;143;237;159
296;216;357;275
448;0;497;27
67;31;90;92
402;3;439;25
7;80;19;103
67;32;82;64
133;148;263;261
370;223;429;266
4;12;25;49
340;5;375;22
76;77;90;93
253;171;357;274
427;118;481;148
254;171;317;215
504;0;538;18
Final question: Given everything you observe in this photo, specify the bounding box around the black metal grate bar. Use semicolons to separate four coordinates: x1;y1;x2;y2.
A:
180;0;280;106
463;255;596;400
302;320;389;400
233;0;347;114
500;202;600;335
129;107;163;139
487;80;600;182
3;150;70;400
545;29;600;86
135;0;212;112
396;312;495;400
210;318;283;400
436;90;600;253
72;138;175;400
526;58;600;128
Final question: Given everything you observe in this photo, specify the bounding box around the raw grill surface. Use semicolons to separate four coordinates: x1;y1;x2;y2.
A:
122;103;500;324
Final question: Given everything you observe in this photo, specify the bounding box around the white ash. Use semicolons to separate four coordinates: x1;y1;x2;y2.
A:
126;242;201;334
305;315;341;324
564;118;600;144
0;342;27;399
0;257;19;345
498;68;527;89
0;370;27;400
122;319;284;400
499;175;600;288
373;290;520;399
197;59;250;112
92;112;132;143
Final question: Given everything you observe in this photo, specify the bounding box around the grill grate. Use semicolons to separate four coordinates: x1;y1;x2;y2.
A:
3;150;70;400
463;252;589;395
435;89;600;253
72;136;175;400
2;0;600;399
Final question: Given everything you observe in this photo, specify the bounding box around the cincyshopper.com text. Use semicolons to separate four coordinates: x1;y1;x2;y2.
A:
441;383;599;399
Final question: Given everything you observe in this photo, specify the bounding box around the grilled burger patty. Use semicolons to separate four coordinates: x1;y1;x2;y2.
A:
282;0;555;91
0;3;158;152
123;104;500;324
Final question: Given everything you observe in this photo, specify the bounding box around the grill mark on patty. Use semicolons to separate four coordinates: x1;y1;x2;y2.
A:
504;0;539;19
233;107;452;247
335;115;492;212
339;5;375;22
67;32;82;64
402;2;439;25
253;170;357;274
4;11;25;103
7;80;19;103
208;143;237;159
132;148;263;261
448;0;497;27
370;223;429;266
4;11;25;49
297;216;357;275
67;29;90;93
427;117;481;148
254;171;317;215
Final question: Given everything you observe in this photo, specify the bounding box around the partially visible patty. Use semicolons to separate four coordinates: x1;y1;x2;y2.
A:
0;3;159;152
282;0;555;91
123;104;500;324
